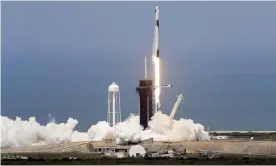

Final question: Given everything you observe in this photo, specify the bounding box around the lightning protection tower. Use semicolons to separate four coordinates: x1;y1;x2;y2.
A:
107;82;121;127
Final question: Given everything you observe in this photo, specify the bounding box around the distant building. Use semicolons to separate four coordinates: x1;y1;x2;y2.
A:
212;136;228;140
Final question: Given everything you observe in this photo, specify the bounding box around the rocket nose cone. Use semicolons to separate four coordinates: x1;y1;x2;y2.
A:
155;6;159;10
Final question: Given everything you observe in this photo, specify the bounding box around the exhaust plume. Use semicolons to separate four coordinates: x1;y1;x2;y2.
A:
1;112;209;149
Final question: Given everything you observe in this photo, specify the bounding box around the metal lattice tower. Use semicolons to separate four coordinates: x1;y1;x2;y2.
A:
107;82;121;127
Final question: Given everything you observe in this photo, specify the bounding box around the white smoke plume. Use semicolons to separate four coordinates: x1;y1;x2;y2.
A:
1;112;209;149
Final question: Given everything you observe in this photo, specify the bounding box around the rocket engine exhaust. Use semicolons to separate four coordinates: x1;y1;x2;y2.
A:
1;113;210;149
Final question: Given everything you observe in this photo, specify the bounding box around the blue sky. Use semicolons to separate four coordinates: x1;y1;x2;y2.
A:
2;1;276;131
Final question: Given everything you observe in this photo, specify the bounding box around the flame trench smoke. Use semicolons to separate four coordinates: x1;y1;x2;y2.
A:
1;112;210;149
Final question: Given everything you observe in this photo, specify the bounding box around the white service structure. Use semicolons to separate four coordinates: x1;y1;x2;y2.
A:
107;82;121;127
169;94;184;119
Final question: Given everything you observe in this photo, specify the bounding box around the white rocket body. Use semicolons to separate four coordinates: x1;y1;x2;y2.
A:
152;6;160;112
152;6;160;63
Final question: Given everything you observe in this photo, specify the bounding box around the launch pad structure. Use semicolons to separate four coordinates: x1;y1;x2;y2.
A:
136;6;171;129
136;80;154;129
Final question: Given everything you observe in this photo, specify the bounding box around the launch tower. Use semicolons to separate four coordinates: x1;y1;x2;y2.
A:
136;79;153;129
136;56;153;129
136;6;171;129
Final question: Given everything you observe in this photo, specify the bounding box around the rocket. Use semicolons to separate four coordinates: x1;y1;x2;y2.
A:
151;6;172;113
152;6;160;62
152;6;161;112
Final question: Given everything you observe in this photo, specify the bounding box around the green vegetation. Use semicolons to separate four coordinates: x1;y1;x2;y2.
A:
2;152;103;160
3;151;276;165
2;156;276;165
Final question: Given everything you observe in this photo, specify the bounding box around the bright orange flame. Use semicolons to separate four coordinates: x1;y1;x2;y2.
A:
154;57;160;110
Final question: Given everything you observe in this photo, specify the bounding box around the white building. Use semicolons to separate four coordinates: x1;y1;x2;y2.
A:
212;136;228;140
